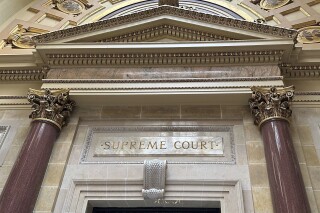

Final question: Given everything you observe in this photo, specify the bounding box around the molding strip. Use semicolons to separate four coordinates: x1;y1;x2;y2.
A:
33;6;297;43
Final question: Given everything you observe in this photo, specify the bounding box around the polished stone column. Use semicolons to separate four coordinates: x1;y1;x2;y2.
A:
0;89;75;213
249;86;311;213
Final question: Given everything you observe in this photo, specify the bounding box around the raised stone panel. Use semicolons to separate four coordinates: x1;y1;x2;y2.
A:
79;121;236;164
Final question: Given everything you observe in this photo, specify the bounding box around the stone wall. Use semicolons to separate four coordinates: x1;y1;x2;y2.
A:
0;105;319;212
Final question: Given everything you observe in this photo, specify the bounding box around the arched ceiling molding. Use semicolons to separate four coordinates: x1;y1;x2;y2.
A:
98;0;245;20
87;0;260;24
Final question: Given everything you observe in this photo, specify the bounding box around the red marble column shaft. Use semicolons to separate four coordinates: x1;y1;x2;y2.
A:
260;119;311;213
0;120;59;213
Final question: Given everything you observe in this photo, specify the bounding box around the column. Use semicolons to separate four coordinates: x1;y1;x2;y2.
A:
249;86;311;213
0;89;75;213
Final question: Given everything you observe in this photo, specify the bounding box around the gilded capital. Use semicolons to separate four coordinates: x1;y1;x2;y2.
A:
27;88;75;130
249;86;294;127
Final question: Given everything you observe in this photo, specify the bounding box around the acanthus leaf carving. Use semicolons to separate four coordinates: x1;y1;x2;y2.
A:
249;86;294;127
27;88;75;129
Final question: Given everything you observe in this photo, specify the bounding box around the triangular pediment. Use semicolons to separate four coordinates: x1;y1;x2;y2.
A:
33;6;297;44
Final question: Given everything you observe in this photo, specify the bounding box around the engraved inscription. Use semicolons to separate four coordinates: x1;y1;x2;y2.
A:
81;125;235;164
95;136;223;156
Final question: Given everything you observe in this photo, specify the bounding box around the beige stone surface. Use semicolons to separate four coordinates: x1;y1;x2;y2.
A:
221;105;248;119
297;125;315;145
181;105;221;119
314;190;320;211
303;146;320;166
252;187;273;213
42;164;65;187
234;125;245;145
0;165;12;188
72;106;102;120
242;107;253;122
102;106;141;118
236;145;248;165
306;188;319;213
309;166;320;190
244;124;262;142
242;190;255;213
300;164;312;188
11;126;29;146
3;145;21;165
49;143;72;164
34;186;58;212
293;143;306;163
141;105;180;118
55;124;77;144
2;110;30;120
246;141;266;163
0;110;4;120
249;164;269;187
289;123;300;140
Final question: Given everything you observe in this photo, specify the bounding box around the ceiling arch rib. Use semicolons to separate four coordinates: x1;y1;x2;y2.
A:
100;0;245;20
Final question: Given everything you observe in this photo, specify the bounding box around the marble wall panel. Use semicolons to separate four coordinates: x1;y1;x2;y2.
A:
47;65;280;79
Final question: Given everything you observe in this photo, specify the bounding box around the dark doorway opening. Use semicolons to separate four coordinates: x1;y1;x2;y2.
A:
92;207;221;213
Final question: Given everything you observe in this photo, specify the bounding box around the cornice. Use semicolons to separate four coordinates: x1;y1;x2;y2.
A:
295;92;320;95
0;96;27;99
45;50;284;67
280;64;320;78
0;95;30;108
33;6;297;43
293;91;320;103
0;67;48;81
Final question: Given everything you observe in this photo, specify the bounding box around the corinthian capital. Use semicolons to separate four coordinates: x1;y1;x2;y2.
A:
27;88;75;129
249;86;294;127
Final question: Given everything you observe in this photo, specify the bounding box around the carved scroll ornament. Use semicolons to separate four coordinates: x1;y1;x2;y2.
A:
27;88;75;129
249;86;294;127
142;159;167;200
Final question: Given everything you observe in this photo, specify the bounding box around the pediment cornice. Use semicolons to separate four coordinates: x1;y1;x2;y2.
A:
99;24;236;42
33;6;297;44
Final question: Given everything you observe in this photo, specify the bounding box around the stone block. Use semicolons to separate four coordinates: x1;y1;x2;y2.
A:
303;146;320;166
297;126;314;145
42;163;65;186
221;105;248;119
308;166;320;190
249;164;269;187
102;106;141;118
181;105;221;119
49;143;72;164
244;125;262;142
252;187;273;213
34;186;58;212
246;141;266;163
141;105;180;118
